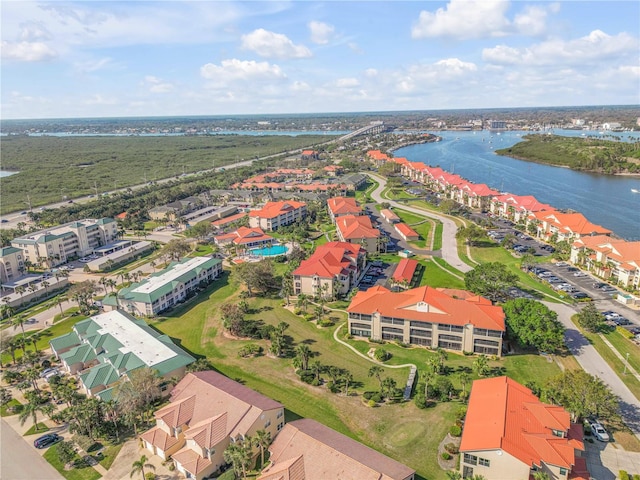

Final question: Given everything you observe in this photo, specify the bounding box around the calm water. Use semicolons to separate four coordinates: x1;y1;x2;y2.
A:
394;130;640;240
0;171;18;177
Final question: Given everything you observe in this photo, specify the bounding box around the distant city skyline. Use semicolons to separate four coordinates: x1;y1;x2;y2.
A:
2;0;639;119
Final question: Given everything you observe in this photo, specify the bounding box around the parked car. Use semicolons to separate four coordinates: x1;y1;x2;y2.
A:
34;433;61;449
589;421;610;442
40;368;57;378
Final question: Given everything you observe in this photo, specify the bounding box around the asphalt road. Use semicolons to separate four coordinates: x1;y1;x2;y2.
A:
0;418;63;480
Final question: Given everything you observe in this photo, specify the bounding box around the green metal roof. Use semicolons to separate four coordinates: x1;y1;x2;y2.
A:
96;386;116;402
102;295;118;307
59;344;96;366
49;331;80;353
0;246;22;256
80;362;120;390
117;257;221;304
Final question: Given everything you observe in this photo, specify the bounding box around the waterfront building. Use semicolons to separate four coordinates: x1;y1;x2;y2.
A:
258;419;415;480
490;194;553;223
142;371;284;480
248;200;307;231
292;242;365;298
11;218;118;268
460;376;588;480
347;286;505;355
327;196;362;223
116;256;222;316
214;226;274;251
49;310;195;400
335;215;381;254
529;210;612;242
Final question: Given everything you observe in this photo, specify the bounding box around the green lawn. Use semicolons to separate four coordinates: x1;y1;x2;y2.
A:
189;244;215;257
98;443;125;470
23;422;50;436
43;444;102;480
603;329;640;374
0;398;21;417
394;209;433;249
417;260;465;289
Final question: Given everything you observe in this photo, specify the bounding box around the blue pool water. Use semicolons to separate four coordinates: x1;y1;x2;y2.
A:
249;245;288;256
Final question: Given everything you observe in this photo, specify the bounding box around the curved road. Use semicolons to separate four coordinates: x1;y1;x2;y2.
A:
366;172;640;439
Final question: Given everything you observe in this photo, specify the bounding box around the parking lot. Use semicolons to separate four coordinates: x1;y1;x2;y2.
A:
357;260;396;290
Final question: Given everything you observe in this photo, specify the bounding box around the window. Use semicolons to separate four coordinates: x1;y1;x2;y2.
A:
559;468;567;475
277;422;284;431
552;430;565;438
479;458;490;467
264;419;271;428
277;410;283;419
463;454;478;465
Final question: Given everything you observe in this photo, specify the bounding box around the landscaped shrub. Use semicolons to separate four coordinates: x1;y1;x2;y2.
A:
632;474;640;480
444;443;459;455
619;471;629;480
441;452;451;460
450;425;462;437
363;391;377;400
293;308;302;315
145;473;156;480
371;393;383;403
374;349;391;362
299;371;315;384
367;399;377;407
414;393;427;409
328;382;340;394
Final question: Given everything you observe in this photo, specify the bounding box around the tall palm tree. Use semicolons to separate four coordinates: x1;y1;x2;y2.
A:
445;472;462;480
12;315;27;337
310;360;323;383
341;371;353;396
532;472;551;480
368;365;384;391
129;454;155;479
296;294;309;313
295;345;311;371
19;392;53;432
253;429;272;468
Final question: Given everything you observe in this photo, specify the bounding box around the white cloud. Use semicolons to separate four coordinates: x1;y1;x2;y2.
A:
412;0;510;40
241;29;312;59
308;21;335;45
291;81;311;92
143;75;174;93
74;57;114;73
18;21;52;41
335;77;360;88
1;40;57;61
513;6;549;37
200;59;286;82
483;30;639;66
364;68;378;77
348;42;363;54
84;94;118;105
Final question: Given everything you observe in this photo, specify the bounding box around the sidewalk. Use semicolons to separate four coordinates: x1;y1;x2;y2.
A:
599;334;640;383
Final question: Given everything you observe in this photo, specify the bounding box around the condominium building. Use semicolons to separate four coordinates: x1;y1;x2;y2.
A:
11;218;118;267
529;210;612;242
335;215;381;254
347;286;505;355
117;256;222;316
460;376;588;480
258;419;415;480
142;371;284;480
248;201;307;231
327;197;362;223
49;310;195;400
292;242;365;298
0;246;25;283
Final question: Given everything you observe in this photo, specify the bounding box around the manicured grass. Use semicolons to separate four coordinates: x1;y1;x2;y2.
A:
189;244;215;257
0;398;21;417
23;423;50;436
43;443;102;480
1;315;88;365
98;442;124;470
603;329;640;374
433;221;443;251
394;209;433;249
430;257;464;281
417;260;465;289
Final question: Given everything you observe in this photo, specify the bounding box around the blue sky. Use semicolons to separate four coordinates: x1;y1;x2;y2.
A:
2;1;639;119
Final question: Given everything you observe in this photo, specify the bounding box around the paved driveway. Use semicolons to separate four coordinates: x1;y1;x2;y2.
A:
585;440;640;480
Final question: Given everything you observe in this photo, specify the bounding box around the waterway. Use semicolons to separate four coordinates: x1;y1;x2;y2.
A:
394;130;640;241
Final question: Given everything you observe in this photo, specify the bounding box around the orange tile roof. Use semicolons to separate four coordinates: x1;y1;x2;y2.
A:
348;285;505;330
327;197;362;216
249;201;306;219
534;210;612;236
572;235;640;265
493;194;554;212
336;215;380;240
259;419;415;480
140;426;180;451
293;242;361;279
184;412;228;449
301;150;317;156
395;222;419;238
231;226;273;245
460;377;584;470
155;395;196;428
172;446;213;475
380;209;400;221
392;258;418;283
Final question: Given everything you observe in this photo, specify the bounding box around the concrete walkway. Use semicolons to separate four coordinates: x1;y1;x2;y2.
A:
585;440;640;480
599;334;640;383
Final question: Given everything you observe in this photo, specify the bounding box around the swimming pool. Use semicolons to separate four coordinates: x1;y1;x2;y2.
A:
249;244;288;257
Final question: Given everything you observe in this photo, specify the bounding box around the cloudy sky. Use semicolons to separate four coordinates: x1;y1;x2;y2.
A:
2;0;639;119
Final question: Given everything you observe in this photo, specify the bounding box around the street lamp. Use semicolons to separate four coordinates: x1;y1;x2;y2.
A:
623;352;630;374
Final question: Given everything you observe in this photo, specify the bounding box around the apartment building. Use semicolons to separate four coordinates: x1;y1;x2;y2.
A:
49;310;194;400
335;215;381;254
490;195;553;223
0;246;25;283
117;256;222;316
11;218;118;267
214;227;274;250
327;197;362;223
529;210;612;242
292;242;365;298
258;419;415;480
248;201;307;231
460;376;588;480
347;286;505;355
142;371;284;480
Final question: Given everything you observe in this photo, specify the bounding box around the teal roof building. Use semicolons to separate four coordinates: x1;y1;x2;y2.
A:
50;310;195;399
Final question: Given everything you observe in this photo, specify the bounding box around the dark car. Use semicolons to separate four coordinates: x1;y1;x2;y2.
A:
34;433;61;449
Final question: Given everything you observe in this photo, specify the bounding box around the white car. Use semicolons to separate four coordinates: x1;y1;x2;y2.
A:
590;421;610;442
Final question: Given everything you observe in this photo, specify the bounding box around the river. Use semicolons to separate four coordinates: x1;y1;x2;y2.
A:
394;130;640;241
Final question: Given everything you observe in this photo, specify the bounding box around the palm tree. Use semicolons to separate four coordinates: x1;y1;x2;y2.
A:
459;372;471;397
12;315;27;337
295;344;311;371
130;454;155;479
223;441;250;480
445;472;462;480
253;429;271;468
296;294;309;313
368;365;384;391
422;369;435;399
341;371;353;396
310;360;323;383
473;355;489;377
15;285;26;305
532;472;550;480
381;377;397;399
19;392;53;432
28;332;42;353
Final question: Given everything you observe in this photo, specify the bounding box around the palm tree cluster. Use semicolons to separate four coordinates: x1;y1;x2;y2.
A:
222;429;273;479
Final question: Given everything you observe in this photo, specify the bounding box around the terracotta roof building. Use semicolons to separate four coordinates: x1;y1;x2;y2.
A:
142;371;285;480
391;258;419;289
347;286;505;355
490;194;554;223
530;210;612;242
380;209;400;223
327;197;363;222
258;419;415;480
249;201;307;231
459;376;588;480
214;227;274;250
395;222;420;241
335;215;381;254
292;242;365;298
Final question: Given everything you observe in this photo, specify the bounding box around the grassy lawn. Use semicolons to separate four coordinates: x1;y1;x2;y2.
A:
150;273;469;479
2;315;88;365
98;443;125;470
43;443;102;480
394;209;433;249
0;398;21;416
433;221;443;251
417;260;465;289
430;257;464;281
189;244;215;257
603;329;640;374
23;423;50;436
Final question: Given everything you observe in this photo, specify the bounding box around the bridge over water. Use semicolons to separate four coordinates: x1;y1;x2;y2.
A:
337;121;390;141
